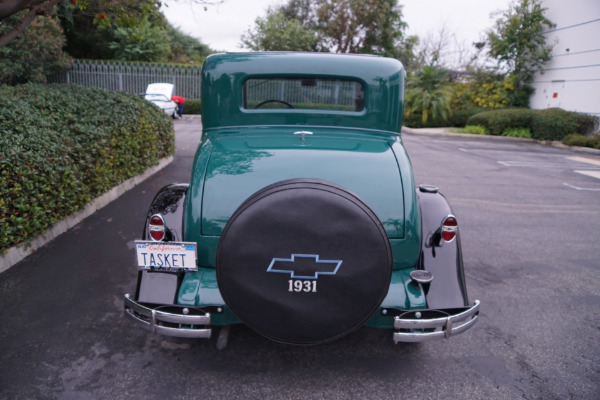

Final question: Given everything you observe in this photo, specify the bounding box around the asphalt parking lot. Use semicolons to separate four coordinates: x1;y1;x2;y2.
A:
0;119;598;399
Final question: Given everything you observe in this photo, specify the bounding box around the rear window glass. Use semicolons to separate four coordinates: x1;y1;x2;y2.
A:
243;78;364;111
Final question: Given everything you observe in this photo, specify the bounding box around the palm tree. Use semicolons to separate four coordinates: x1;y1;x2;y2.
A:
404;65;453;125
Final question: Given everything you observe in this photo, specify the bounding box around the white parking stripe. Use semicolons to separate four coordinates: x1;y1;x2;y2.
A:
574;170;600;180
498;160;600;169
568;156;600;167
563;182;600;191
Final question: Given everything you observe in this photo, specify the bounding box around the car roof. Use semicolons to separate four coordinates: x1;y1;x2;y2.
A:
201;52;405;133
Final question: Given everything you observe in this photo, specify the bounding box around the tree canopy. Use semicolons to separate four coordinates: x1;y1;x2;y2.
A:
0;10;69;84
241;0;415;61
486;0;555;105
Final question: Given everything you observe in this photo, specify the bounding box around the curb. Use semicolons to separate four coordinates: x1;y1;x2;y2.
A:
401;126;600;155
0;156;173;274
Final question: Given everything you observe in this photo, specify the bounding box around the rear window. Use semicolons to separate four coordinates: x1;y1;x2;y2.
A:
243;78;364;112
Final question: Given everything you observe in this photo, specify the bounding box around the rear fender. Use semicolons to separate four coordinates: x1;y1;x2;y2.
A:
417;185;469;309
135;183;189;305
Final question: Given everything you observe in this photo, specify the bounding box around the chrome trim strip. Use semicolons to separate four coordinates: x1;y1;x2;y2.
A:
393;300;480;343
124;294;212;339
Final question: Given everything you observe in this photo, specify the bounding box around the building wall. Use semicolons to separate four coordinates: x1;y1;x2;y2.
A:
529;0;600;116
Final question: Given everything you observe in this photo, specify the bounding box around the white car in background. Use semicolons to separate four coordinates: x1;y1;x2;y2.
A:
144;83;178;118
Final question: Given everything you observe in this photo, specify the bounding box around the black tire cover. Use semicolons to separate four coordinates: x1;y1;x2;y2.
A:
216;179;393;344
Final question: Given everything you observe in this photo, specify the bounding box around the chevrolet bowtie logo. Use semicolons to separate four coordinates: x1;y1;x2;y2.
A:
267;254;343;279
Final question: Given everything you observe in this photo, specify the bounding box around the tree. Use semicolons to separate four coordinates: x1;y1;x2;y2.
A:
240;10;321;52
57;0;213;63
0;11;69;84
486;0;555;106
0;0;62;47
0;0;222;48
166;26;211;64
316;0;405;56
241;0;413;59
404;66;453;124
108;16;170;62
413;24;484;71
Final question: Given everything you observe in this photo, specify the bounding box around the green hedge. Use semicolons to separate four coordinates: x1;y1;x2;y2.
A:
184;99;202;115
0;83;175;253
466;108;535;136
562;134;600;149
403;107;490;128
467;108;598;140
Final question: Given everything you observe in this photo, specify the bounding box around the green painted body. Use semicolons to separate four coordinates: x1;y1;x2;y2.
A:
180;53;424;329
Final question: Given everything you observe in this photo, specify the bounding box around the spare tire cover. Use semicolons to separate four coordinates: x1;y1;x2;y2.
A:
216;179;393;344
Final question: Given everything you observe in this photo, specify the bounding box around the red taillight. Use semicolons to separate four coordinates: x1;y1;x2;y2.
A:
441;216;458;242
149;214;165;241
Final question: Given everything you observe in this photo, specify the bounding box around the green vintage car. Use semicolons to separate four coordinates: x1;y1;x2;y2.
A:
124;52;480;346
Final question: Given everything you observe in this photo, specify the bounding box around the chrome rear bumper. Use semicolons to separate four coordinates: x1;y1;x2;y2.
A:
124;294;212;339
393;300;480;343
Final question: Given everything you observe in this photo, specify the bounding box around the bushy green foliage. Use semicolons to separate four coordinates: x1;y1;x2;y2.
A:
241;0;412;58
109;16;170;62
0;84;174;253
452;73;514;110
58;1;212;63
466;108;596;140
571;112;599;136
463;125;488;135
503;127;532;138
486;0;555;103
447;107;489;127
562;134;600;149
241;10;321;51
529;108;577;140
0;13;70;84
404;66;453;125
467;109;535;136
403;113;447;128
184;99;202;115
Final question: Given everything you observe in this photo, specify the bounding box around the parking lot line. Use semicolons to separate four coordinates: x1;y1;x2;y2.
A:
574;170;600;180
568;156;600;167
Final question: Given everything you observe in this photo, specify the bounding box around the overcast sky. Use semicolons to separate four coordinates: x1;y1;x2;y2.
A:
161;0;512;53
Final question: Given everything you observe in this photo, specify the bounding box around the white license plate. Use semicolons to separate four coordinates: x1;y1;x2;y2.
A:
135;241;197;271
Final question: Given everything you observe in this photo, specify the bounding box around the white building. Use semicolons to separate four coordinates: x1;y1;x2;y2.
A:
529;0;600;117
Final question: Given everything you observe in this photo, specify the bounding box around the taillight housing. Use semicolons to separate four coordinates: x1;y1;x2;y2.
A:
441;215;458;243
148;214;166;241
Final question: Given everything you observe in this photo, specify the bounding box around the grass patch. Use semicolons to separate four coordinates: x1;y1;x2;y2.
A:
450;125;488;135
502;127;532;138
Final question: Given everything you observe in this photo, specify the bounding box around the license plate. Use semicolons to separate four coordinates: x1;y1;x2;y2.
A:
135;241;197;271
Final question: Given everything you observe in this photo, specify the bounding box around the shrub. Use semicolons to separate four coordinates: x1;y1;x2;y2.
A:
0;83;175;253
562;134;600;149
530;108;577;140
447;107;489;127
0;12;70;84
403;112;447;128
467;108;535;136
503;127;532;138
466;107;597;141
185;99;202;114
462;125;488;135
571;112;599;135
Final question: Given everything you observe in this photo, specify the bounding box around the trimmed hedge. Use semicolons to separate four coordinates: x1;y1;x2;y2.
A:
184;99;202;115
467;108;598;141
562;134;600;149
403;107;490;128
447;107;490;127
0;83;175;253
466;108;535;136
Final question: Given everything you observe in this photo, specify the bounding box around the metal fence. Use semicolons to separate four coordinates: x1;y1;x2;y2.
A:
245;78;361;108
48;60;203;99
